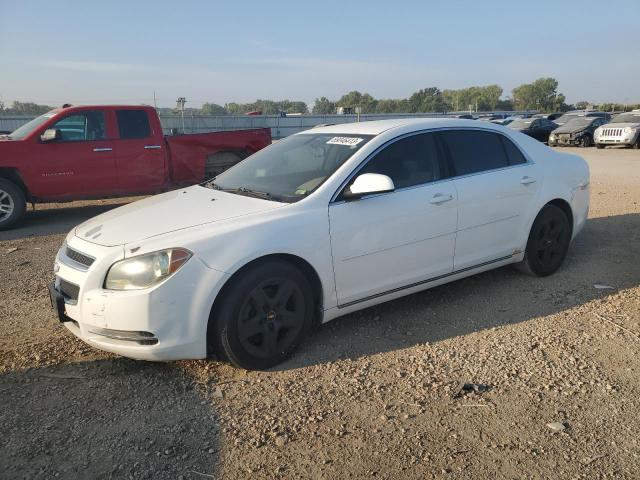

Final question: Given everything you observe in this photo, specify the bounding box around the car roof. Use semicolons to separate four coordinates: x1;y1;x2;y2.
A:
299;118;498;136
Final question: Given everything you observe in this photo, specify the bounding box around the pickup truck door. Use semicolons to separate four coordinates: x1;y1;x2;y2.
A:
32;109;118;199
113;109;166;194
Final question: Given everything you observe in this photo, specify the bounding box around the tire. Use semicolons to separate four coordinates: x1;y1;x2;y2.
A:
580;134;592;148
516;204;571;277
596;144;605;149
632;138;640;150
204;151;246;180
0;178;26;231
210;260;314;370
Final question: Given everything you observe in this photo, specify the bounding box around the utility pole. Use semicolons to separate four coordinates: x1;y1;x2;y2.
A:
176;97;187;133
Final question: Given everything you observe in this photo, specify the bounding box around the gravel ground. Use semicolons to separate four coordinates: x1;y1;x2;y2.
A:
1;147;639;479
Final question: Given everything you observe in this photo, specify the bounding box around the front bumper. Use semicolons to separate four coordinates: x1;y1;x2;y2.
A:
50;236;230;361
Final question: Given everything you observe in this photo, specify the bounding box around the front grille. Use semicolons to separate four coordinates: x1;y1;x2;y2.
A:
602;128;623;137
59;279;80;301
66;247;94;268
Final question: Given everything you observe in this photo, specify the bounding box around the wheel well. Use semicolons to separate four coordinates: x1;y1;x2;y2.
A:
546;198;574;237
207;254;324;345
0;168;29;200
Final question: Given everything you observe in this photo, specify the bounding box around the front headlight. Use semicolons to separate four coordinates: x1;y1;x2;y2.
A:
623;127;635;134
105;248;192;290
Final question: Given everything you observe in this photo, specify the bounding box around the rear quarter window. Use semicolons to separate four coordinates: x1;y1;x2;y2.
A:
116;110;151;139
501;136;527;165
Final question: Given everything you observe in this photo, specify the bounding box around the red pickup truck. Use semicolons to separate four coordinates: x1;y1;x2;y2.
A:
0;104;271;230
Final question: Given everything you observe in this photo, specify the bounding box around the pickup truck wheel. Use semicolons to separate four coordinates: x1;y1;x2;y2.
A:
205;151;247;180
212;260;314;370
0;179;26;231
516;204;571;277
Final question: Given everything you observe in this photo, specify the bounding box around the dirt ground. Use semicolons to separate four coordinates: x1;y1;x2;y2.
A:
1;147;639;479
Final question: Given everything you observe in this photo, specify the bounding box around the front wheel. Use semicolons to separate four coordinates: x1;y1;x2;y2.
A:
580;134;592;148
596;144;605;149
516;205;571;277
210;260;315;370
0;178;26;231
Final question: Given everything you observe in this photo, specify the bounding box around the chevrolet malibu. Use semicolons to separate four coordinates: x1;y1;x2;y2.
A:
50;119;590;369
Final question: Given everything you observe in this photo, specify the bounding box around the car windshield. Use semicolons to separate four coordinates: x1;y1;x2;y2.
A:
610;113;640;124
508;119;533;129
554;114;578;125
204;133;373;203
8;111;58;140
563;117;593;128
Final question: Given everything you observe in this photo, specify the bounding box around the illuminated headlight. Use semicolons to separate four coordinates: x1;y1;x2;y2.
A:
105;248;192;290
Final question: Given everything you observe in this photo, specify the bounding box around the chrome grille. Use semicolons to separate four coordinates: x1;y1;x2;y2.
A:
602;128;622;137
65;246;94;268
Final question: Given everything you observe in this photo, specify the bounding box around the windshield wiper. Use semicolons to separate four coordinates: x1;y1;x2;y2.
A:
205;182;283;202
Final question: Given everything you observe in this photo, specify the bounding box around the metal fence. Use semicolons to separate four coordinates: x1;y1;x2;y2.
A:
1;111;532;139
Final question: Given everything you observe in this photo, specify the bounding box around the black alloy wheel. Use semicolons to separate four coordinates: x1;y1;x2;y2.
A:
580;134;592;147
517;204;571;277
211;260;314;370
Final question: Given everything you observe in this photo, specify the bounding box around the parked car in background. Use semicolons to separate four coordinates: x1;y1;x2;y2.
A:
49;118;589;369
594;110;640;149
507;117;557;143
548;116;608;147
533;112;563;121
554;111;610;127
450;114;475;119
0;105;272;230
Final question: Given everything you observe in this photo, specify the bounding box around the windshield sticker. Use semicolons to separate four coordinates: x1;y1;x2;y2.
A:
327;136;364;146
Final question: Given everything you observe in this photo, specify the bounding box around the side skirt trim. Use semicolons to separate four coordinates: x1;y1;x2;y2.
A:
337;254;514;309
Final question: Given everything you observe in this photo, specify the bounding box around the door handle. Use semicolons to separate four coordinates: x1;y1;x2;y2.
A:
144;145;161;150
429;193;454;204
93;147;112;152
520;176;537;185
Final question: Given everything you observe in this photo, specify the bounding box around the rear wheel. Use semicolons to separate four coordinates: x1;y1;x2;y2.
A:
0;178;26;231
517;205;571;277
210;260;314;370
580;134;592;147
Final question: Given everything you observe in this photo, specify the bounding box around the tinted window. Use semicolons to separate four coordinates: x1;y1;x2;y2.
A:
116;110;151;139
358;132;441;189
51;111;105;141
441;130;509;176
501;137;527;165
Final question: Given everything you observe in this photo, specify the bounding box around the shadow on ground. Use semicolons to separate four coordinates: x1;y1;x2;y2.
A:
280;212;640;370
0;360;219;479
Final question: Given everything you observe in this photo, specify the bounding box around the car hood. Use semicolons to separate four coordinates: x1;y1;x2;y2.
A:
553;125;589;134
74;185;285;247
599;122;640;129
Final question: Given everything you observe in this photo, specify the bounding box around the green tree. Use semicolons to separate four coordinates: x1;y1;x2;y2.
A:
408;87;446;112
9;101;54;115
336;91;378;113
312;97;335;114
512;78;565;112
201;103;227;115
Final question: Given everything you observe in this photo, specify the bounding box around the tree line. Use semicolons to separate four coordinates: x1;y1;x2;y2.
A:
2;77;639;116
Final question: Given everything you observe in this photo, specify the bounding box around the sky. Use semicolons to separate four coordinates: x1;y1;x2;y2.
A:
0;0;637;109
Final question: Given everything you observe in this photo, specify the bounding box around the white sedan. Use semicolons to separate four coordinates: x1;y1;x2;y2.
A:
50;119;590;369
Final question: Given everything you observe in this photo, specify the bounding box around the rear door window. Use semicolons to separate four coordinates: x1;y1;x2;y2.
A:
116;110;151;139
440;130;510;176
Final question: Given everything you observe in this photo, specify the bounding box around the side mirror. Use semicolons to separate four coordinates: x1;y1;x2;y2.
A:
41;128;62;142
343;173;395;200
